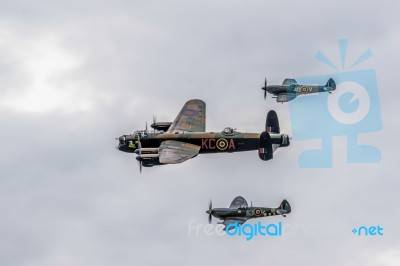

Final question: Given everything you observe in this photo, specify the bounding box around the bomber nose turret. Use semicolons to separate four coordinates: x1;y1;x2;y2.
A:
116;136;125;150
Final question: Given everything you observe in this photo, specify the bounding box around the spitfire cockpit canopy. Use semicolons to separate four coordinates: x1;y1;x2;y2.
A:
282;78;297;85
229;196;248;209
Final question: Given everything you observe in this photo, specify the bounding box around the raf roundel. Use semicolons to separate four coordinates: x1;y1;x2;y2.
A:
216;138;229;151
254;208;263;216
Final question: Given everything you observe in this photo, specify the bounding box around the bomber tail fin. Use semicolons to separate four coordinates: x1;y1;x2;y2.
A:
260;110;289;161
258;131;273;161
265;110;280;133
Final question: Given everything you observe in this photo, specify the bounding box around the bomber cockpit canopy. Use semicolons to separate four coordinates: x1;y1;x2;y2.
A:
133;130;149;137
133;129;163;139
222;127;236;135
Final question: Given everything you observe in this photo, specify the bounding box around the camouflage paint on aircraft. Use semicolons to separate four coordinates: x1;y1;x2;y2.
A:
206;196;291;230
117;100;290;169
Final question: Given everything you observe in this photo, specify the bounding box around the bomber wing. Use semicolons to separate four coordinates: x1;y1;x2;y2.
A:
159;140;200;164
168;99;206;132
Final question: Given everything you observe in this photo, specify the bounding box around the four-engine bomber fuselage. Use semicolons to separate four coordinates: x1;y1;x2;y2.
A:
118;131;289;154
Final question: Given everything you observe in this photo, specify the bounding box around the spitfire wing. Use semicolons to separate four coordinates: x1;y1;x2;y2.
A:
282;78;297;85
168;99;206;132
159;140;200;164
222;217;248;230
229;196;248;209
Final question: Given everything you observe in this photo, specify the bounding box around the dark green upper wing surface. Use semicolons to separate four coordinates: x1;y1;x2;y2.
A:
168;99;206;132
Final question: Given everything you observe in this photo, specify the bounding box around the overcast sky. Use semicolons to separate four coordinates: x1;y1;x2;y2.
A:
1;1;399;265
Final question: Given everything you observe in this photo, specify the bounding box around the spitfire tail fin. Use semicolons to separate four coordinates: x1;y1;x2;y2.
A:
326;78;336;91
279;199;291;214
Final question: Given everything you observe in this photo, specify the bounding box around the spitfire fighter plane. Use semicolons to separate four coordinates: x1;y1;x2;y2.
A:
261;77;336;102
206;196;291;230
116;99;290;171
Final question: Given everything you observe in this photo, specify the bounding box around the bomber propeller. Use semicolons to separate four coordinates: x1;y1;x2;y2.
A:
151;114;157;130
137;134;142;173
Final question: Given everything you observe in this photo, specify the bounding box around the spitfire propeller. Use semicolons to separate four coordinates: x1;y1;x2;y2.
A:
262;77;268;100
207;199;213;224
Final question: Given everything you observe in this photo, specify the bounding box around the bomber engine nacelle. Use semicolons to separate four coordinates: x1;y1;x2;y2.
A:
258;131;273;161
136;154;161;167
134;148;159;155
150;122;172;131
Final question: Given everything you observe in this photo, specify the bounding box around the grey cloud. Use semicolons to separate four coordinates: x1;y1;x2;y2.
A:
0;1;399;266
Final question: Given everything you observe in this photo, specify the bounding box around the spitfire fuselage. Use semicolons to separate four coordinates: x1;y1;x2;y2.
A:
209;207;279;219
262;78;336;102
206;198;291;229
266;84;333;95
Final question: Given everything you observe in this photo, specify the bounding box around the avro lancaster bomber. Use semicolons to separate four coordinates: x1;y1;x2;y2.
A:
116;99;290;171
